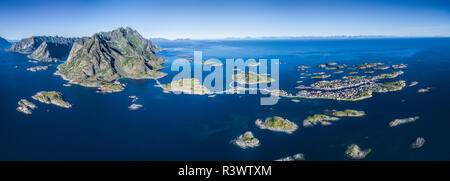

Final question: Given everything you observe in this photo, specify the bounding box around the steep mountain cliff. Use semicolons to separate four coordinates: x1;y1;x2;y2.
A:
56;27;166;89
28;42;73;62
0;37;11;49
9;36;75;62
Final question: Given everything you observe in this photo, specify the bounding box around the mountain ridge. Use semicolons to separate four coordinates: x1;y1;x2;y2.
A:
9;36;76;62
56;27;166;92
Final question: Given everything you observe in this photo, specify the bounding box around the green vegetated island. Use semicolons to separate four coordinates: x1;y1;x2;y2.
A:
17;91;71;114
275;153;305;161
55;27;166;93
345;144;371;159
303;109;366;127
32;91;72;108
255;116;298;134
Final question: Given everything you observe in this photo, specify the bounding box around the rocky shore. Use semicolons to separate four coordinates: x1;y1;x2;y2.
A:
31;91;72;108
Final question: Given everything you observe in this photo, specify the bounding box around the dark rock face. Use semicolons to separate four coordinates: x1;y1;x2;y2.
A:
28;42;73;62
9;36;75;61
56;27;166;87
0;37;11;49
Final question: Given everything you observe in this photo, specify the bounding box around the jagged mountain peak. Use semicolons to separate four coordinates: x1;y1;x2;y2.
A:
56;27;166;88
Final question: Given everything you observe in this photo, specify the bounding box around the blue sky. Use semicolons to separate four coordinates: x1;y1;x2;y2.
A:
1;0;450;39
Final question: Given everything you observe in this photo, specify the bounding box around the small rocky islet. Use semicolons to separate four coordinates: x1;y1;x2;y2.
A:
328;109;366;117
275;153;305;161
26;65;49;72
31;91;72;108
16;91;71;114
345;144;371;159
255;116;298;134
231;131;260;149
128;104;143;110
411;137;426;149
232;71;275;85
16;99;37;114
303;114;340;127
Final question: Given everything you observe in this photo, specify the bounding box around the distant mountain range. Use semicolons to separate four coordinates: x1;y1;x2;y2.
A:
8;36;76;62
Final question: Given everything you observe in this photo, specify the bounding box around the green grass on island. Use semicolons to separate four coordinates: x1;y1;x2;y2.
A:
232;72;274;84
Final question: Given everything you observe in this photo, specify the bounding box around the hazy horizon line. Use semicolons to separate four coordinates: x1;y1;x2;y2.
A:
3;34;450;41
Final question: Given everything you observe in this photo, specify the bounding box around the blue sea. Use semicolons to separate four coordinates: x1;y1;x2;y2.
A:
1;38;450;161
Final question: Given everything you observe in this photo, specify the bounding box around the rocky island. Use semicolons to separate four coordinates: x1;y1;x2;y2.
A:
298;65;310;70
295;77;406;101
275;153;305;161
418;87;431;93
232;71;275;84
16;99;37;114
372;66;390;70
389;116;420;127
345;144;371;159
408;81;419;87
55;27;166;93
27;65;49;72
303;114;340;127
411;137;426;149
328;109;366;117
231;131;260;149
31;91;72;108
255;116;298;134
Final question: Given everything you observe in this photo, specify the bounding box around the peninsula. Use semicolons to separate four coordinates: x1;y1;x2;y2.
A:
389;116;419;127
275;153;305;161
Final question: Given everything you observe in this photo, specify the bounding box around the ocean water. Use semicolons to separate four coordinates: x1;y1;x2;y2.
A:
1;38;450;161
